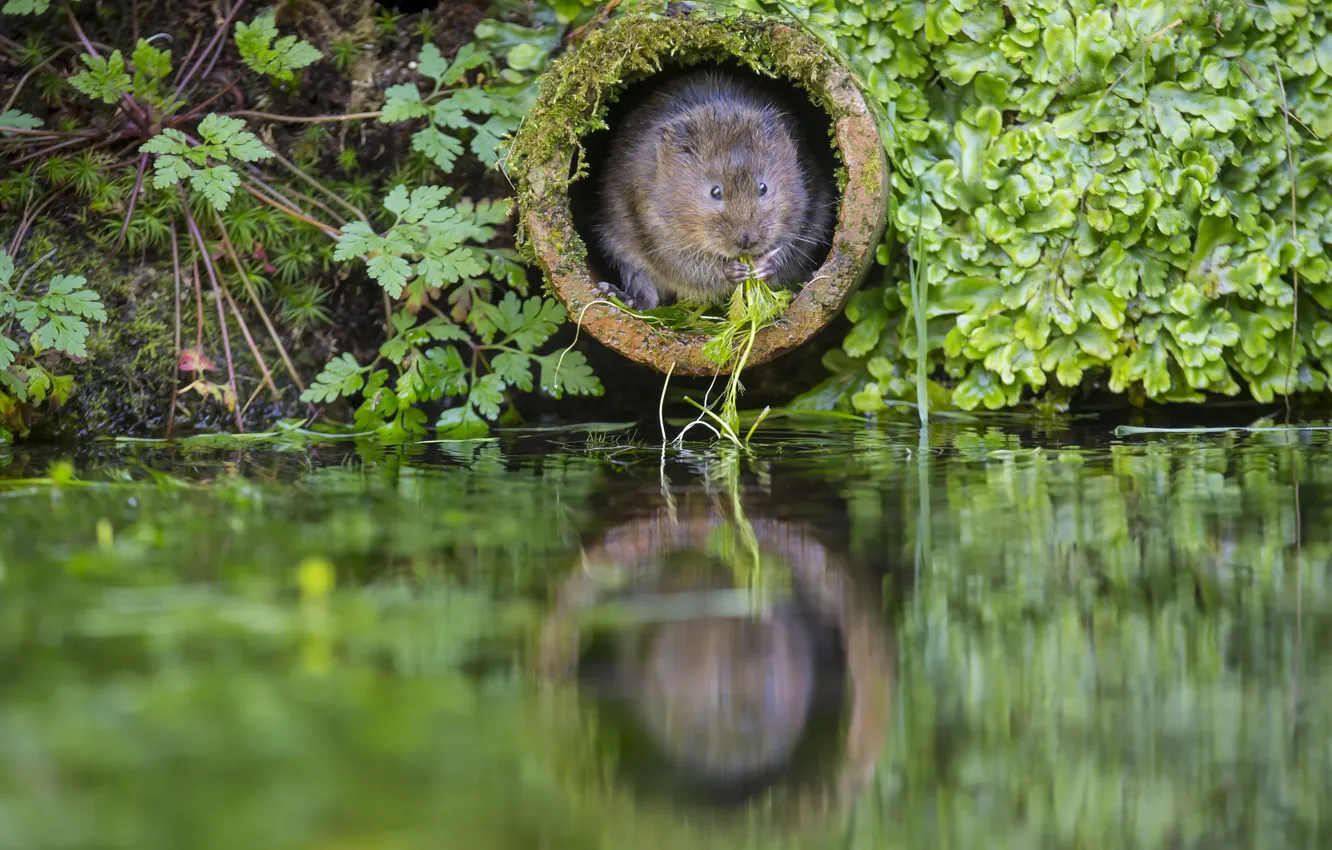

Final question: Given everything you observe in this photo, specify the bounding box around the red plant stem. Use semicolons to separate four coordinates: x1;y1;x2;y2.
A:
192;254;204;352
170;32;203;89
8;193;60;255
214;210;305;392
183;203;244;431
288;188;348;227
220;278;282;403
0;127;99;138
221;110;385;123
12;136;91;165
167;73;245;127
97;153;149;268
2;49;65;115
172;0;246;103
266;145;371;226
167;223;183;440
64;3;152;130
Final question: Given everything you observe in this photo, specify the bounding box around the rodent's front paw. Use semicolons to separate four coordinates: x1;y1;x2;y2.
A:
749;251;781;281
597;281;645;311
723;260;751;284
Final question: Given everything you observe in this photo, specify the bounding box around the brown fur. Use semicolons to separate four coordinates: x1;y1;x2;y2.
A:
596;70;836;309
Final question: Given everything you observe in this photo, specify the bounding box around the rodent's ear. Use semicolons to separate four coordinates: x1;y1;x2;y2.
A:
660;120;695;159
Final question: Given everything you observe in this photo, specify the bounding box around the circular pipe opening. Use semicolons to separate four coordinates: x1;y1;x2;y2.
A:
511;13;889;376
568;62;842;299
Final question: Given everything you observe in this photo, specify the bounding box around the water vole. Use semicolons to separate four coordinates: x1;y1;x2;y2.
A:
595;70;836;310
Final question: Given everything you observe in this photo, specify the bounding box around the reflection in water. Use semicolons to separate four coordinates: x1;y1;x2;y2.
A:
633;607;815;783
541;498;892;821
4;426;1332;848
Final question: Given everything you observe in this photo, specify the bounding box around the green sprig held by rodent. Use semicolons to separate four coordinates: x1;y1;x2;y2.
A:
688;256;792;442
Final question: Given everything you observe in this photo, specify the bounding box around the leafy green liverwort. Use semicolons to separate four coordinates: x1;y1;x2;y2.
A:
755;0;1332;411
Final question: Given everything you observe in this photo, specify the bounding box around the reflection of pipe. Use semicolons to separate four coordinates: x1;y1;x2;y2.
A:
538;505;894;830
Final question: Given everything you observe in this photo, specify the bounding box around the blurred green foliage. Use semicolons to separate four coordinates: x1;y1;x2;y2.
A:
1;425;1331;847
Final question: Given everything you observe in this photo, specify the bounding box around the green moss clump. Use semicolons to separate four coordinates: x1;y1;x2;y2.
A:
53;264;179;439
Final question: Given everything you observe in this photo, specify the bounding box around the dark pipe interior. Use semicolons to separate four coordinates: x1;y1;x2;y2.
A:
567;61;843;292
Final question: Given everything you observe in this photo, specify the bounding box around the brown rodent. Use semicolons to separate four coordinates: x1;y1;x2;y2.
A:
595;69;836;310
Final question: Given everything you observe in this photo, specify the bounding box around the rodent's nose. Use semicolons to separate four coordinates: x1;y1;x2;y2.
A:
736;232;757;251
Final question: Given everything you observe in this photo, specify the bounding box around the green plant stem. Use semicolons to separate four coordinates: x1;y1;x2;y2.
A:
265;146;371;226
910;220;928;428
215;212;305;393
1276;60;1299;424
238;182;341;239
182;200;243;431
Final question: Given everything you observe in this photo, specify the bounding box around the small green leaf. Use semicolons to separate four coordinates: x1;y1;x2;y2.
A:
366;254;412;298
411;127;463;171
539;349;602;399
468;372;505;419
69;50;131;104
41;275;105;322
436;404;489;439
130;38;172;88
416;43;449;83
443;43;489;86
189;164;241;211
0;110;42;135
235;12;322;82
380;84;428;123
424;346;470;397
2;0;52;14
198;114;271;162
300;352;365;403
0;335;20;371
33;313;91;358
491;350;534;392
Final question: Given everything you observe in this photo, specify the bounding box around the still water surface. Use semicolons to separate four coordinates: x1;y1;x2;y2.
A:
0;420;1328;848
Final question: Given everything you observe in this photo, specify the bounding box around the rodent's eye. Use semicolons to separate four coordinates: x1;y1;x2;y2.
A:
710;186;723;201
758;182;768;197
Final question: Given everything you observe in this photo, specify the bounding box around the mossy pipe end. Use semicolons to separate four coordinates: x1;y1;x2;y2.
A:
509;13;889;376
